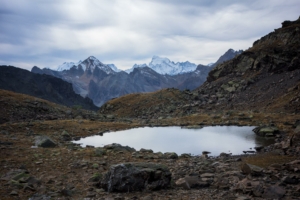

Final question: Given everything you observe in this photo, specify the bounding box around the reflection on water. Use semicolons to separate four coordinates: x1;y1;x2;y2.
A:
73;126;274;156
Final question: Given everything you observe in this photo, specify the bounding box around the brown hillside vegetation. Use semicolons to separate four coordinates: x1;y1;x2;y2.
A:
99;88;193;118
0;89;100;124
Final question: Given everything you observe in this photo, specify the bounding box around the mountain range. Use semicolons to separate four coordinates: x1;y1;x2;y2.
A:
32;49;242;106
125;56;198;75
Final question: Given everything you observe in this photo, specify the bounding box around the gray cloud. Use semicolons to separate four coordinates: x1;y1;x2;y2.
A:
0;0;299;70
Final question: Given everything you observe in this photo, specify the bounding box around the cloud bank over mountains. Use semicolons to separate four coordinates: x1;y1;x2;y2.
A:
0;0;299;70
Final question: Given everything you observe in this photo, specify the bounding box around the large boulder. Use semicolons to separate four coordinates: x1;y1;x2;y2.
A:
252;126;279;137
35;135;56;148
99;162;171;192
103;143;136;152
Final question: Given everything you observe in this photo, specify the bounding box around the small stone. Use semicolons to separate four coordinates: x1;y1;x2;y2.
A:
140;148;153;153
164;152;178;159
241;163;263;176
175;176;209;189
10;190;18;196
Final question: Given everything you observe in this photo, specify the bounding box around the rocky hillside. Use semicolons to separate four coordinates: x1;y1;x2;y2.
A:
0;89;100;124
100;17;300;118
210;49;243;68
198;16;300;113
0;66;98;111
99;88;193;119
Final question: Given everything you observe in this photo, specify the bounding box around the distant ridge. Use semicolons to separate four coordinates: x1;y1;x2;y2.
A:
0;65;98;111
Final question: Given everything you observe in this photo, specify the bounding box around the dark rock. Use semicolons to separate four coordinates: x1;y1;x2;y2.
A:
140;148;153;153
35;136;56;148
286;160;300;172
28;194;51;200
10;190;18;196
254;146;264;152
180;153;192;158
282;175;299;184
262;185;286;199
0;130;9;135
219;152;231;157
235;178;263;195
241;163;263;176
252;126;279;137
99;162;171;192
0;141;13;145
164;152;178;159
175;176;209;189
202;151;211;155
104;143;136;152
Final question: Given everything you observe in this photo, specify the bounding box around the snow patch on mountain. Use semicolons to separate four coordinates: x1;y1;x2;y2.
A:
124;56;197;75
57;60;82;71
107;64;121;72
125;63;147;73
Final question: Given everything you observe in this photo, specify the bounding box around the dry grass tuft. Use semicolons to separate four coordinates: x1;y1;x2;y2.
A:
242;152;296;168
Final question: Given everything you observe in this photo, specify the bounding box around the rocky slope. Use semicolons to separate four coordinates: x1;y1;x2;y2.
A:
197;17;300;113
210;48;243;68
0;66;98;111
100;17;300;117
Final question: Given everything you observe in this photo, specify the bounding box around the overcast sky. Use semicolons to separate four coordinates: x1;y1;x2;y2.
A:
0;0;299;71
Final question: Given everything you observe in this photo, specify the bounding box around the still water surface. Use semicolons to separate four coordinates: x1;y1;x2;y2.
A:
73;126;274;156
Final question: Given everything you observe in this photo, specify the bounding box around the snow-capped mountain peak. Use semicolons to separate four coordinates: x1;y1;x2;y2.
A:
148;56;197;75
150;56;172;66
78;56;115;74
56;56;118;75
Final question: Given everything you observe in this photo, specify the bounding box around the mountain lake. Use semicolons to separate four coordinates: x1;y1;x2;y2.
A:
73;126;275;156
